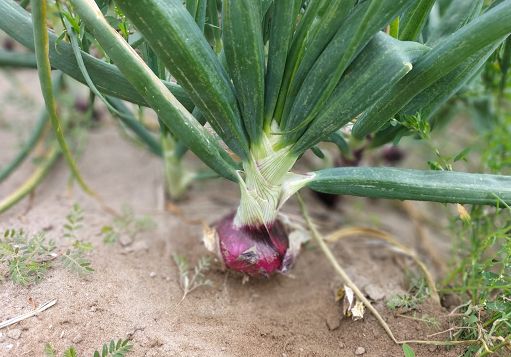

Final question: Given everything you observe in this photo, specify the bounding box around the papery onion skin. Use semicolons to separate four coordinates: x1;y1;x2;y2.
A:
215;212;289;277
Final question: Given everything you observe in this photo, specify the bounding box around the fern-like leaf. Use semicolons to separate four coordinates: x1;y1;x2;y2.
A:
94;339;132;357
63;346;77;357
61;249;94;276
43;343;56;357
64;203;84;240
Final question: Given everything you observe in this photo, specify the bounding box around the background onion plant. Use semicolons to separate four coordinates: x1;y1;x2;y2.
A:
1;0;511;276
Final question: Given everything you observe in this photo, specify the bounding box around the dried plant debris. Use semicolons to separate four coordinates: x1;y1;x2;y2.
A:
173;254;212;302
337;285;365;321
101;205;156;245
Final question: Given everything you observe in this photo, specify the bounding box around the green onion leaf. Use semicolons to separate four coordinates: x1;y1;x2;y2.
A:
31;0;92;194
309;167;511;206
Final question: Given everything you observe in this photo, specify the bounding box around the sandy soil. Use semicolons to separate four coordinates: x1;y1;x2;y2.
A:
0;71;462;356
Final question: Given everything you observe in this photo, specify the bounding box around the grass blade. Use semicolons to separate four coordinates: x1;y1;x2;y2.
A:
31;0;92;194
399;0;436;41
351;0;511;138
116;0;250;159
0;144;60;214
0;50;37;68
223;0;265;146
264;0;301;129
205;0;222;53
0;0;193;110
283;0;414;142
277;0;355;127
61;15;162;157
69;0;238;182
106;98;162;157
426;0;483;46
308;167;511;206
0;109;48;182
0;94;54;182
273;0;330;124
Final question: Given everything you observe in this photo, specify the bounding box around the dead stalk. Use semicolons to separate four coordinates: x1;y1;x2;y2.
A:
325;226;440;305
297;193;480;348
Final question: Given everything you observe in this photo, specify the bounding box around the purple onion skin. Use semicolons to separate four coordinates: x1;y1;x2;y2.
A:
381;146;405;164
3;39;15;51
215;212;289;277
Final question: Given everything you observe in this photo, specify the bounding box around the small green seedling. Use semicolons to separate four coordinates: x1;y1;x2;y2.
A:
173;254;212;302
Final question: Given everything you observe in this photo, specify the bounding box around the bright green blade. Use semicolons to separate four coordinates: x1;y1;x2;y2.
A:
31;0;92;194
309;167;511;206
0;0;193;110
116;0;250;159
70;0;238;182
223;0;265;146
352;0;511;138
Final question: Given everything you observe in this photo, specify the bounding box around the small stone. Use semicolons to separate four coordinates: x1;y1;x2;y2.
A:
220;347;226;351
428;345;437;352
149;272;157;278
355;346;366;355
364;284;386;301
119;235;134;247
6;329;21;340
125;240;149;253
326;315;340;331
72;334;83;344
0;343;13;351
339;341;346;349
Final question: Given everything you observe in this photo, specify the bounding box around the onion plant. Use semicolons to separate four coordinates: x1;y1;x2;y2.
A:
2;0;511;276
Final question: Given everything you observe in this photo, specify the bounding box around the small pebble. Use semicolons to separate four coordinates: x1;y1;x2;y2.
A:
364;284;386;301
326;315;341;331
72;334;83;344
428;345;437;352
221;347;226;351
355;346;366;355
149;272;157;278
338;341;346;349
0;343;13;351
125;240;149;253
119;235;134;247
6;329;21;340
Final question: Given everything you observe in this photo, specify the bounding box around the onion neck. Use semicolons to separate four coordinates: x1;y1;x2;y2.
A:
233;143;314;229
